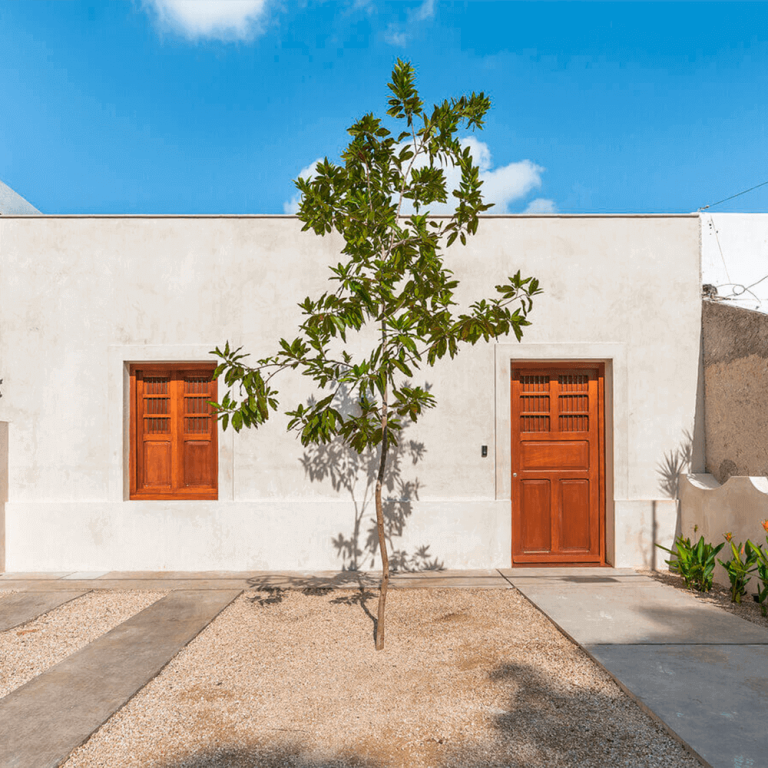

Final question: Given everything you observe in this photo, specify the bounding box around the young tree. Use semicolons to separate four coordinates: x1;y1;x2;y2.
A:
213;60;541;650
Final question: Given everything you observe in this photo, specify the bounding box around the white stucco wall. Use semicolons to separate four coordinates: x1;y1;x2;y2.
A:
0;214;701;571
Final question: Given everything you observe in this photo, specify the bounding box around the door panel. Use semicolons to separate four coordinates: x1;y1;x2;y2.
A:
511;364;604;564
559;479;591;551
520;480;552;552
520;441;589;471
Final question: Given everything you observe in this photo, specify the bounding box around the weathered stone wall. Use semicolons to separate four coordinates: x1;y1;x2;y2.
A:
703;300;768;483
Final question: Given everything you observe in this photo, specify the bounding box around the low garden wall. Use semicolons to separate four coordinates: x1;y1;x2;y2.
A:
679;472;768;591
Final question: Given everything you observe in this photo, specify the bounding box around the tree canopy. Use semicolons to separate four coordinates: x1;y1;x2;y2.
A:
213;59;541;649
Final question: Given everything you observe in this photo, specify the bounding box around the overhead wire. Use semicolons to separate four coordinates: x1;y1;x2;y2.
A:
699;179;768;211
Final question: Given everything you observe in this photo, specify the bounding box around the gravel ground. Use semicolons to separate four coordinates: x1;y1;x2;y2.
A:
0;590;166;698
63;588;702;768
641;568;768;630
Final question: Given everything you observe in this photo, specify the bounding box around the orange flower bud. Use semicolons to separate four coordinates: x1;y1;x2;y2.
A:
762;520;768;533
724;532;733;542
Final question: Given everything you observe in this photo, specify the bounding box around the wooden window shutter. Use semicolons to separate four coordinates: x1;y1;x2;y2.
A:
130;364;218;500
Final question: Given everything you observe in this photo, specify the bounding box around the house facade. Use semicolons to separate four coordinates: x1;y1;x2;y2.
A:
0;214;703;572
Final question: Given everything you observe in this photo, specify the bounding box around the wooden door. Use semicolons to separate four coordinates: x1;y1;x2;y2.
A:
511;364;605;564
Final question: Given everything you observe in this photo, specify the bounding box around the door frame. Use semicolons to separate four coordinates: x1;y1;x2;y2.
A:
510;361;606;566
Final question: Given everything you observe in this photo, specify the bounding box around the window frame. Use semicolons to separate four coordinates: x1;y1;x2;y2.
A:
129;362;219;501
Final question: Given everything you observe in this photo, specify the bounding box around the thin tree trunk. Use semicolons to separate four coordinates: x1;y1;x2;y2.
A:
375;384;389;651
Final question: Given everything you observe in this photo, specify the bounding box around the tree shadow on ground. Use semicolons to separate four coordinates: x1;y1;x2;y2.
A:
156;745;384;768
438;660;703;768
299;385;443;574
155;657;702;768
246;582;379;642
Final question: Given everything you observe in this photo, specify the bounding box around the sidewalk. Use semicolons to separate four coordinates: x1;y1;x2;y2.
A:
0;568;506;591
1;568;766;768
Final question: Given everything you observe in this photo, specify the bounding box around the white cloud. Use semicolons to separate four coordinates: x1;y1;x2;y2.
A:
143;0;269;40
283;140;552;216
524;198;558;214
283;159;322;214
411;0;435;22
404;137;546;215
384;0;435;47
383;24;407;47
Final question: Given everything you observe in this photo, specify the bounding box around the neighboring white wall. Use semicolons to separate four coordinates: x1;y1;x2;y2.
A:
702;213;768;312
0;215;701;571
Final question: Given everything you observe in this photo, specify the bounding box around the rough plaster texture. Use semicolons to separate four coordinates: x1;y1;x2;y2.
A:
703;300;768;482
679;473;768;589
0;215;701;571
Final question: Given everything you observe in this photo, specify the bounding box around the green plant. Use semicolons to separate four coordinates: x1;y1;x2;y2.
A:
746;542;768;616
747;521;768;616
718;533;758;604
656;535;724;592
212;60;541;650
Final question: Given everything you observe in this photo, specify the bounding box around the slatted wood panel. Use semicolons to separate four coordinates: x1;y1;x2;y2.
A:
130;365;218;500
511;364;604;564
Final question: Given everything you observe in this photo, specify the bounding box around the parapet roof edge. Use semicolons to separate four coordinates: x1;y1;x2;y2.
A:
0;213;700;219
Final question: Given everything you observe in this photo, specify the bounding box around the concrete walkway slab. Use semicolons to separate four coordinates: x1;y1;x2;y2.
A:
503;568;768;768
0;591;89;632
508;578;768;645
501;566;640;578
62;572;110;580
0;572;72;581
391;569;510;589
0;589;240;768
588;643;768;768
0;569;513;592
0;578;257;592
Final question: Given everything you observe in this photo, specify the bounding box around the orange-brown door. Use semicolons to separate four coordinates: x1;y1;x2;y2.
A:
511;364;605;564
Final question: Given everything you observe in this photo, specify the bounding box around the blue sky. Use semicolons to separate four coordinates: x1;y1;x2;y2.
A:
1;1;767;215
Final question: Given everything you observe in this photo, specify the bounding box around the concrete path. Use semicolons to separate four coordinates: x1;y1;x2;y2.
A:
0;590;89;631
0;568;510;591
0;589;241;768
501;568;768;768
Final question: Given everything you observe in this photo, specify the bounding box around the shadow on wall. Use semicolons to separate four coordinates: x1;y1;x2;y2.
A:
652;430;694;570
299;385;444;573
656;429;693;502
